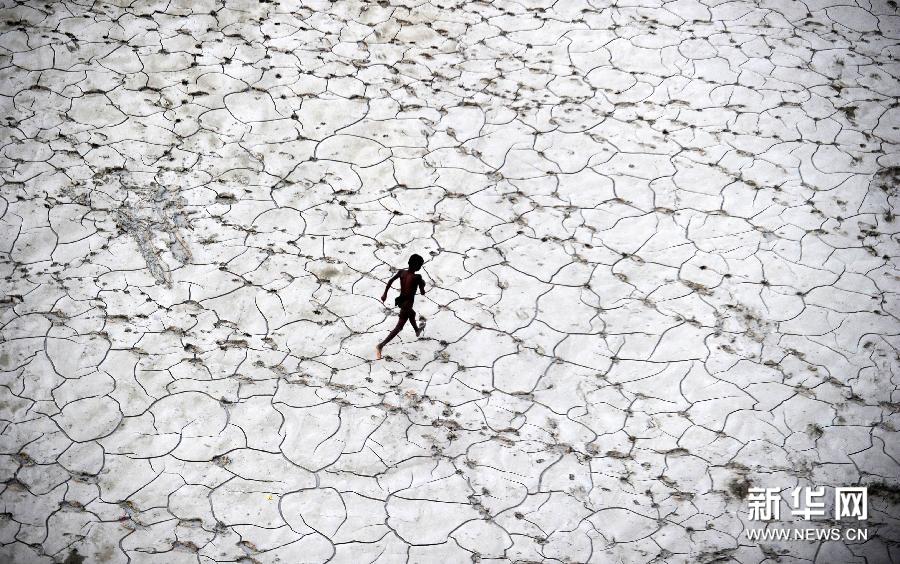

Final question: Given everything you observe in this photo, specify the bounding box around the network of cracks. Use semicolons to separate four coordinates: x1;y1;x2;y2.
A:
0;0;899;563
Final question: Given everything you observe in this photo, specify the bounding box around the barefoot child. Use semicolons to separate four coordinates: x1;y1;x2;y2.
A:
376;254;426;360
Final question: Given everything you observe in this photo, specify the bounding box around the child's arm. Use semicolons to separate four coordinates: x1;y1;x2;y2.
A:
418;274;426;295
381;270;401;302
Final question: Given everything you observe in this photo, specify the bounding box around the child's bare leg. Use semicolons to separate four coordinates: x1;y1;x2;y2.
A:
408;309;421;336
377;312;408;359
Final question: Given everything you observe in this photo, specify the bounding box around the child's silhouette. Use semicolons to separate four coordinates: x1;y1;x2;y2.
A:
376;254;426;360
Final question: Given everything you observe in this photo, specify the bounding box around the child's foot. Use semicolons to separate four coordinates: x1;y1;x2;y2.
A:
416;319;426;337
375;346;382;360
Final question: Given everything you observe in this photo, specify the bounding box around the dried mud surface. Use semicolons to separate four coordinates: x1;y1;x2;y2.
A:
1;0;899;562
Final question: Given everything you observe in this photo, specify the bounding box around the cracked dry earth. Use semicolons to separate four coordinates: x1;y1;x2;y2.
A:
2;0;900;563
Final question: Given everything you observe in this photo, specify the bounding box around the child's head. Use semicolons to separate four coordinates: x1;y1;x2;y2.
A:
408;254;424;271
